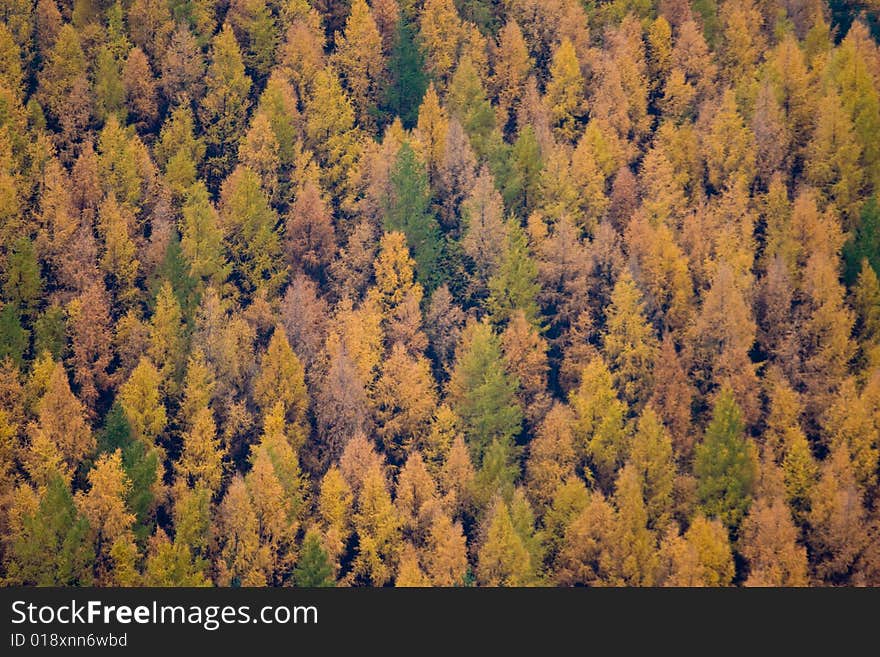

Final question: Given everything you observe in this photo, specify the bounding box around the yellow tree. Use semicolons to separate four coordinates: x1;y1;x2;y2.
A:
253;327;308;436
318;465;353;574
492;20;532;132
118;357;167;447
524;404;577;511
216;475;269;586
176;406;223;495
544;38;586;143
702;88;756;192
374;343;437;463
414;83;448;187
603;270;658;410
424;509;468;586
75;450;137;585
350;463;401;586
628;406;675;533
569;356;629;490
148;281;186;396
476;496;534;586
333;0;386;131
419;0;463;91
29;361;94;475
805;91;863;228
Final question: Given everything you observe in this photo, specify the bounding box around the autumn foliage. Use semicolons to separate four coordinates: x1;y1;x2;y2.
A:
1;0;880;587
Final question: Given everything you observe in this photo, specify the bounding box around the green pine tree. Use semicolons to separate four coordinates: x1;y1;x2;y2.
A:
695;387;757;534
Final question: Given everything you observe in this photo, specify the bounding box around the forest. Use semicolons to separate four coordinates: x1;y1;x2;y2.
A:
0;0;879;587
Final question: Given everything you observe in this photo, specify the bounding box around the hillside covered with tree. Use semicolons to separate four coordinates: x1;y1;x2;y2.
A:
1;0;880;586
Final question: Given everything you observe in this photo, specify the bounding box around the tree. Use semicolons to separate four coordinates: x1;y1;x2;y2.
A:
805;91;863;228
603;270;658;410
304;66;361;199
30;361;94;475
122;47;159;132
118;357;167;446
226;0;279;80
156;106;205;201
487;220;540;326
97;193;139;298
500;310;550;427
492;21;532;134
37;24;91;158
703;88;755;192
461;166;507;302
569;357;629;490
142;528;209;586
199;24;252;189
294;528;335;586
544;38;586;143
176;406;223;494
656;515;734;587
525;404;576;510
374;343;437;462
253;327;308;434
414;83;448;186
843;195;880;286
180;181;227;283
284;179;335;278
808;442;869;585
629;407;675;533
350;464;400;586
447;320;522;465
239;111;280;201
612;464;657;586
317;465;353;573
694;387;757;533
740;458;808;586
75;450;137;584
148;281;186;395
218;166;285;296
6;476;94;585
384;141;444;289
417;511;466;587
160;24;206;104
216;475;268;586
418;0;462;91
3;237;42;316
476;497;534;586
446;57;495;160
334;0;386;131
383;17;428;129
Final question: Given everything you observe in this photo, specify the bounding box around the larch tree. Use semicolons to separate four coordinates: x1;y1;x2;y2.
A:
447;319;522;466
486;220;540;327
334;0;386;132
284;179;335;279
569;356;629;491
6;475;93;586
629;406;676;533
30;361;94;476
492;20;532;134
253;327;308;435
176;406;223;495
75;450;137;585
118;357;167;448
199;24;252;189
694;387;757;534
180;181;227;284
544;38;586;144
602;270;658;410
384;141;444;289
476;497;534;586
374;343;438;463
218;165;285;296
